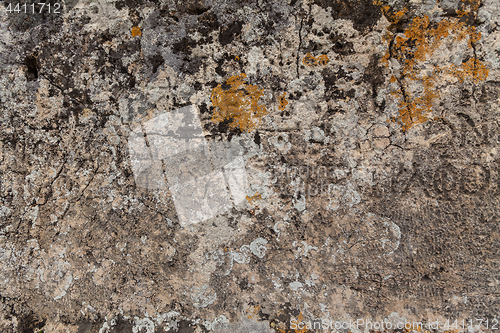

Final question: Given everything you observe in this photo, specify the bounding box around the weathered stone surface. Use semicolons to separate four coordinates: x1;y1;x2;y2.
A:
0;0;499;331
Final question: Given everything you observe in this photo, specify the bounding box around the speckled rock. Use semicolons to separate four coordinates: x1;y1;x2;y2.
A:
0;0;499;332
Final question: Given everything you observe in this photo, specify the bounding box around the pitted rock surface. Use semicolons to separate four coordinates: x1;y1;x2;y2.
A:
0;0;499;332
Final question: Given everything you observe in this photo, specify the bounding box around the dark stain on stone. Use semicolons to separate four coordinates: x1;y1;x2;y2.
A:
220;81;231;91
37;31;139;113
238;277;250;290
255;305;270;321
77;320;95;333
106;39;141;87
113;0;147;23
18;313;46;333
157;7;180;23
114;1;127;10
204;117;243;142
303;40;325;53
208;80;220;89
219;118;243;141
24;54;39;81
421;274;432;282
254;130;261;146
289;91;302;100
214;53;231;77
199;102;209;114
111;316;134;332
181;56;203;75
258;11;284;37
149;54;165;74
172;97;192;109
197;12;220;35
322;67;353;104
173;37;197;56
313;0;382;33
175;320;195;333
363;54;385;100
329;33;354;55
322;67;347;86
219;21;244;46
184;0;210;15
280;109;291;117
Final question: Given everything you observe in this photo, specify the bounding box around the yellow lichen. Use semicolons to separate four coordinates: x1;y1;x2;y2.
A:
316;54;329;66
374;1;407;25
245;305;261;320
211;73;267;132
457;0;481;18
380;9;489;131
302;53;329;67
276;312;310;333
131;26;142;37
447;58;489;84
302;53;317;66
278;92;288;111
246;192;262;205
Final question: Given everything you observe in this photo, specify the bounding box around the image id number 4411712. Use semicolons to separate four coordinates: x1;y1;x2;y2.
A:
5;2;61;13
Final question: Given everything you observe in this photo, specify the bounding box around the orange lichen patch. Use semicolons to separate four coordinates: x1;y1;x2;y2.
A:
293;313;310;333
400;16;481;61
234;55;240;61
316;54;329;66
211;73;267;132
276;312;310;333
278;92;288;111
380;9;489;131
302;53;329;67
302;53;317;67
131;26;142;37
246;192;262;205
457;0;481;18
379;6;408;24
394;9;406;20
271;322;288;332
246;192;262;212
245;305;261;320
374;0;407;24
447;58;490;83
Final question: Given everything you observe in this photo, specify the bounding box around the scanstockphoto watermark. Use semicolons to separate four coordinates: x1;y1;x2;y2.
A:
128;105;248;227
267;163;358;200
268;162;348;181
290;318;440;332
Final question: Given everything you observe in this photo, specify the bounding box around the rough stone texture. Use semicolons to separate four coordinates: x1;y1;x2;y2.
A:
0;0;499;332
